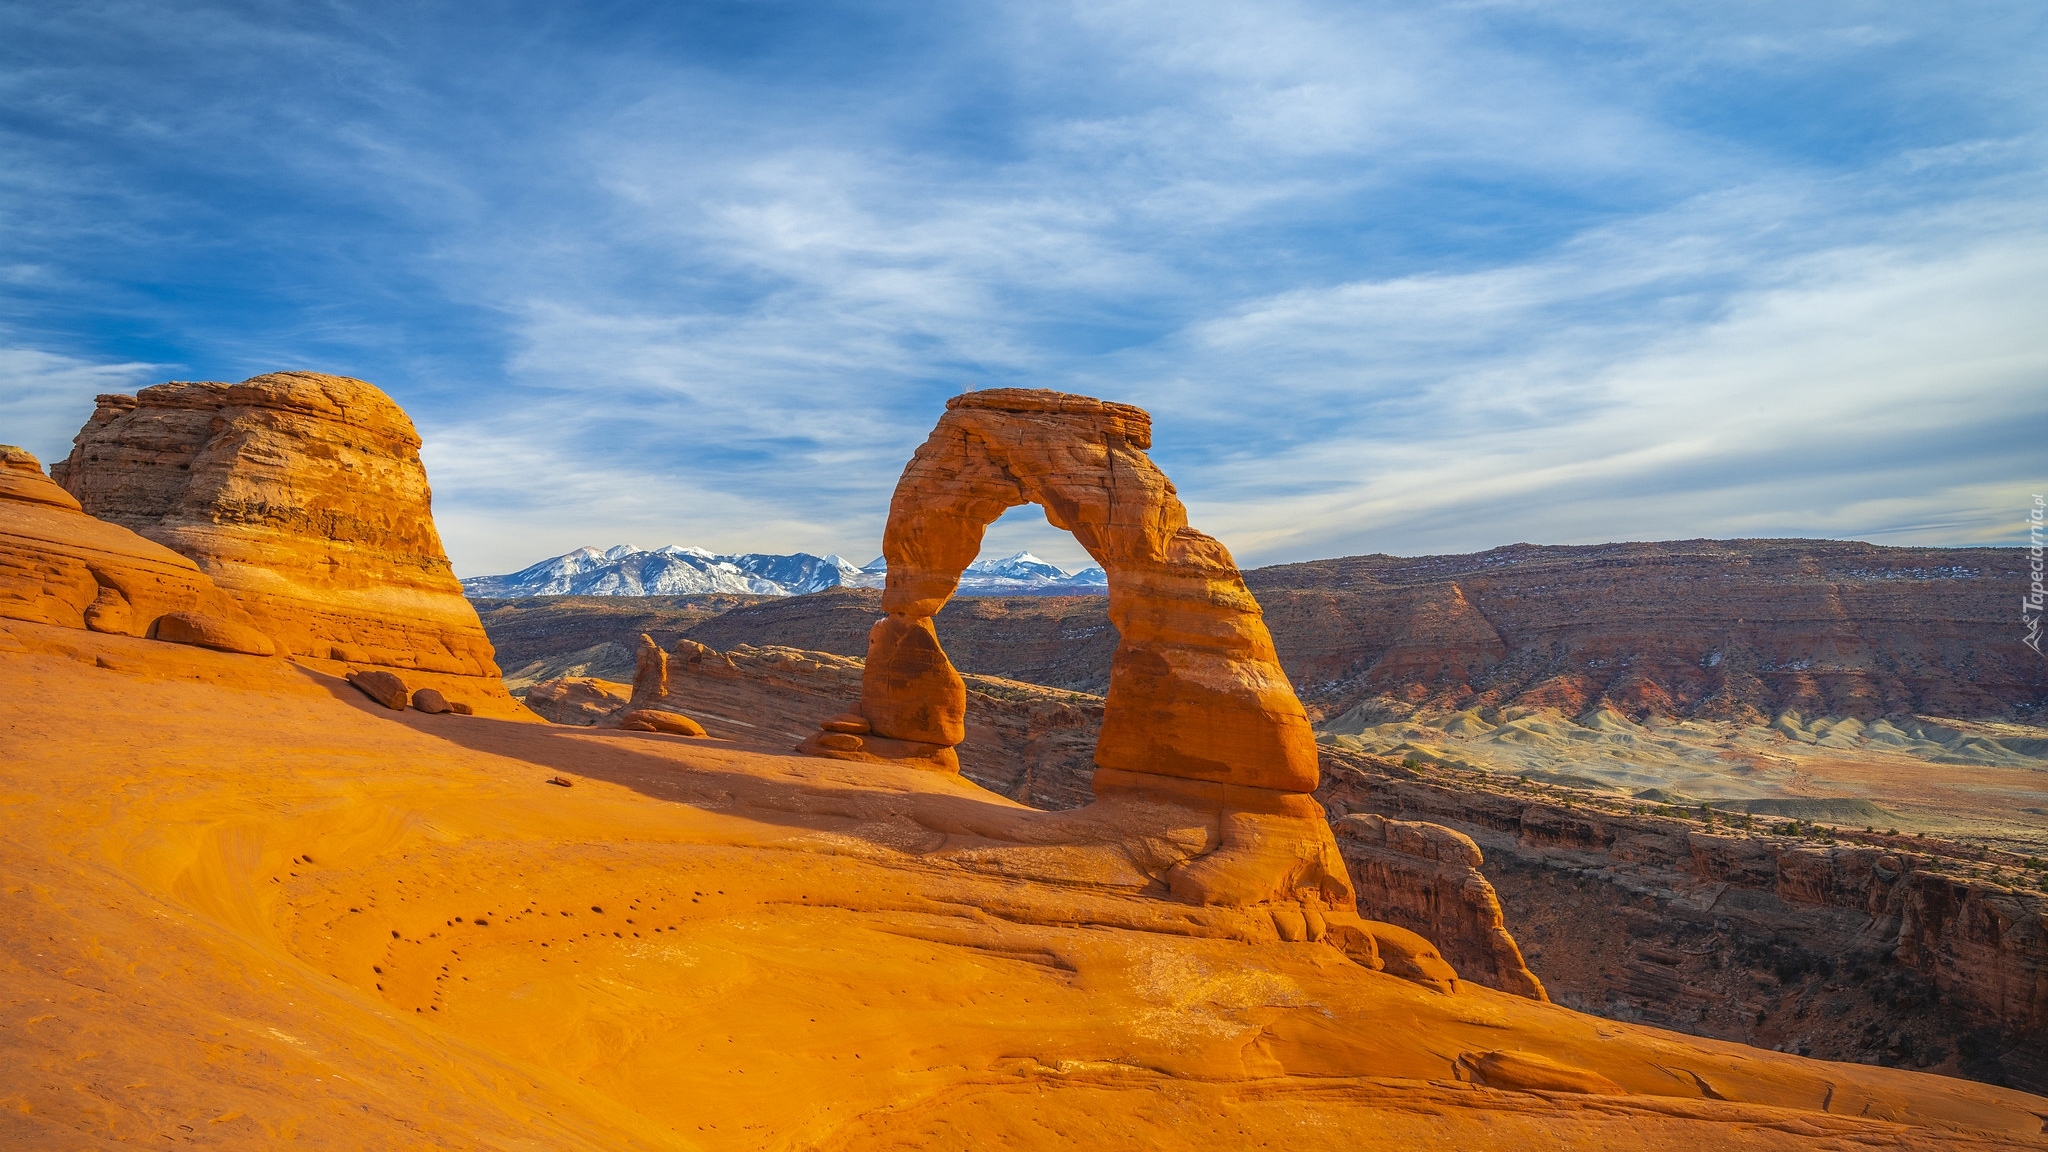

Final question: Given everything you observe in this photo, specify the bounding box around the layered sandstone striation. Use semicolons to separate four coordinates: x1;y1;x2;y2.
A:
479;538;2044;724
1319;748;2048;1089
54;372;505;690
1334;812;1547;1000
1;446;274;655
798;389;1347;909
1249;540;2045;723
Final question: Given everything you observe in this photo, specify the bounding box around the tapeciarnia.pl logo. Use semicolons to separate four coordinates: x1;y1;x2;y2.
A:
2027;493;2044;656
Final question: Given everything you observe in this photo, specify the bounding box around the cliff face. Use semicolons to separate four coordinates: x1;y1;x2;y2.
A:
1247;540;2043;723
55;372;504;684
518;538;2044;726
1333;812;1547;1001
1317;750;2048;1090
683;588;1117;693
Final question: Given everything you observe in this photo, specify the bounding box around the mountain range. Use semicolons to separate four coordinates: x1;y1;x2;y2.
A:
460;545;1108;598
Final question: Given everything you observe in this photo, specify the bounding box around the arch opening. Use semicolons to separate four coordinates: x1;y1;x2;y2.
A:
797;388;1319;805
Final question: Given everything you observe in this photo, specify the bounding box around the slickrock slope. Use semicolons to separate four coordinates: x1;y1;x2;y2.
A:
54;372;509;696
1248;540;2044;723
0;446;274;654
8;618;2048;1149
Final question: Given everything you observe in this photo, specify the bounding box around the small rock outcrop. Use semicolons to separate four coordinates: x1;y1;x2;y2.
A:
525;676;633;725
53;373;505;689
1;446;274;655
1334;812;1547;1000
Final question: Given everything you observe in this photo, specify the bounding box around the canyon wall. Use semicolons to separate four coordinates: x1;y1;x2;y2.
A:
492;538;2042;725
1316;749;2048;1090
1248;540;2044;723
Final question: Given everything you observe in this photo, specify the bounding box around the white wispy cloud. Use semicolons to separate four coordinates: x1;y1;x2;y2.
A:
0;347;163;466
0;1;2040;576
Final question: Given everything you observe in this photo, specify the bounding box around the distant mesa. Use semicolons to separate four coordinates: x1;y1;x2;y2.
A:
462;544;1108;599
52;371;518;710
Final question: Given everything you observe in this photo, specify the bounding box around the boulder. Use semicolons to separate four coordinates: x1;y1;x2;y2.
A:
347;669;411;710
154;610;277;657
617;709;708;737
52;373;508;691
412;687;452;714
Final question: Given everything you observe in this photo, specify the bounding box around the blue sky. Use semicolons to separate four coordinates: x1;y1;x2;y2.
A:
3;1;2043;576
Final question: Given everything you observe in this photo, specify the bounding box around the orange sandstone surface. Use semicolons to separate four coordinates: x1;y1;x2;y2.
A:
7;386;2048;1149
7;620;2048;1150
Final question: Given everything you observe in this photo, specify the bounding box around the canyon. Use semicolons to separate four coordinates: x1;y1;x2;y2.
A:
6;376;2047;1148
481;542;2048;1094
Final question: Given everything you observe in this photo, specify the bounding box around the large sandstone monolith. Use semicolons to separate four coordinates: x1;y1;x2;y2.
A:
798;389;1351;908
53;373;507;693
0;446;275;655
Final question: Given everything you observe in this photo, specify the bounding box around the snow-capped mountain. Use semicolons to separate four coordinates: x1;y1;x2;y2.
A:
461;545;865;598
958;551;1108;593
463;547;1107;598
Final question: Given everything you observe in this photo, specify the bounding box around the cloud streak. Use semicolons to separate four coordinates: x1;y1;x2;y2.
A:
0;0;2041;575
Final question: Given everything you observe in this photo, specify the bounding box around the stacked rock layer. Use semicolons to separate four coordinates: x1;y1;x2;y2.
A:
54;372;504;683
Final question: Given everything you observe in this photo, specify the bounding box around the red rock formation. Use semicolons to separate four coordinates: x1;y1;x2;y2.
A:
1334;812;1547;1000
1;446;274;655
803;390;1316;794
53;373;504;688
796;389;1347;909
525;676;633;725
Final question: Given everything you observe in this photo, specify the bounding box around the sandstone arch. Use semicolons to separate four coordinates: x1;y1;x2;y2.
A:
799;388;1320;809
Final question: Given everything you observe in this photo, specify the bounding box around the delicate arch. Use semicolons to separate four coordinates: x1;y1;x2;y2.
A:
800;389;1318;802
